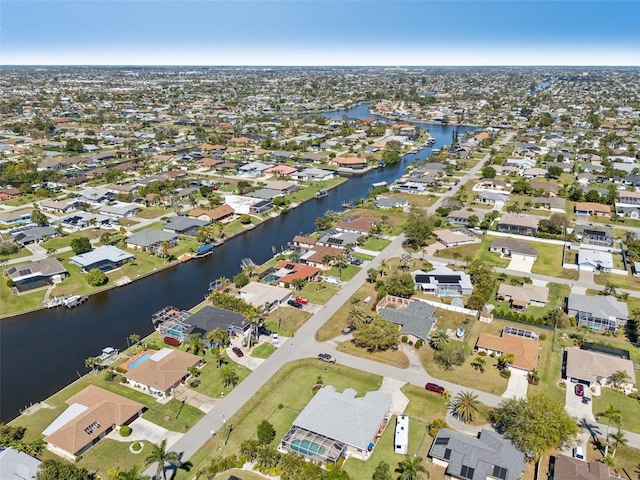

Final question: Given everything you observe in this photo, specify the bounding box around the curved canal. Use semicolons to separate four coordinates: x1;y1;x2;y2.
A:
1;106;475;421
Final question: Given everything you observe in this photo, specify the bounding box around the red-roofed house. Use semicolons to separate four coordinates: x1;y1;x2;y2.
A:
273;261;320;287
329;157;367;170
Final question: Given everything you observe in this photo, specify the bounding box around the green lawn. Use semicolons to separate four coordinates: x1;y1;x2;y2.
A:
593;271;640;291
132;221;163;232
324;264;360;281
592;388;640;434
262;306;312;337
297;282;340;304
361;237;391;251
76;439;148;478
135;206;171;219
530;242;565;277
177;359;383;479
250;343;275;359
0;247;32;261
188;350;252;400
0;280;48;315
435;235;510;268
316;282;377;341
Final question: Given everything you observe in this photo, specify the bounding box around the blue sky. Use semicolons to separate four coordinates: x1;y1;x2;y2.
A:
2;1;639;66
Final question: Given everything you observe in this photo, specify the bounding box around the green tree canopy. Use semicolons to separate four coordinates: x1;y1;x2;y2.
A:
31;207;48;226
71;237;92;254
256;419;276;445
86;268;108;287
36;459;94;480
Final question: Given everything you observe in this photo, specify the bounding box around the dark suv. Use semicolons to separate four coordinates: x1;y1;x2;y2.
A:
342;325;356;335
425;382;445;394
287;299;303;309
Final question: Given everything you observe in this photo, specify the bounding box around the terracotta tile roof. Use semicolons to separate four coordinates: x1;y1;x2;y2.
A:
274;261;320;284
476;333;540;371
44;385;143;456
125;348;201;393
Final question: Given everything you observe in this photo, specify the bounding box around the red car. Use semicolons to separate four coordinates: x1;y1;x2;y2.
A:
232;347;244;358
295;296;309;305
575;384;584;397
425;382;445;394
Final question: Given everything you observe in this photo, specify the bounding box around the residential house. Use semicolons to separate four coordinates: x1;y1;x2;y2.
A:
412;266;473;297
99;202;139;218
505;157;536;171
531;197;566;212
291;168;334;181
530;181;559;197
0;447;41;479
59;212;119;231
78;188;114;204
336;217;377;234
43;385;144;460
281;386;392;464
564;348;635;391
377;299;437;343
523;167;548;179
393;179;429;194
265;165;298;176
615;190;640;218
574;202;611;217
11;225;60;246
317;230;362;249
271;261;321;287
4;257;68;292
300;245;343;268
446;209;485;227
187;205;235;223
126;229;178;253
124;348;202;398
291;235;317;248
434;229;478;248
163;216;209;236
553;454;619;480
566;292;628;333
475;178;507;191
0;187;21;201
329;156;367;170
238;282;292;310
577;249;614;272
497;213;542;236
476;333;541;373
375;196;408;210
238;161;273;177
572;225;614;247
249;199;274;214
70;245;134;272
39;198;84;213
496;284;549;310
0;209;32;225
474;191;509;206
489;238;538;261
429;429;525;480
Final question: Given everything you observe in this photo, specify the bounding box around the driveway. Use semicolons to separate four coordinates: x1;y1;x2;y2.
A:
124;417;183;448
507;257;534;273
501;369;529;399
578;269;594;284
564;382;596;423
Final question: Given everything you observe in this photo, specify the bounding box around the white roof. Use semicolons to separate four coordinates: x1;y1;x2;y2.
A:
150;347;174;362
70;245;134;268
578;249;614;270
42;403;88;436
0;447;41;480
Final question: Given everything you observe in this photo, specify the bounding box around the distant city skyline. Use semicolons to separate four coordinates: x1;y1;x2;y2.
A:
2;1;639;66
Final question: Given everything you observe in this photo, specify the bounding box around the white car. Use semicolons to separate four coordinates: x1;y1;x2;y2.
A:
272;333;279;344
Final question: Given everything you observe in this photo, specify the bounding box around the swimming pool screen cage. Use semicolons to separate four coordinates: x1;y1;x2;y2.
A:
158;318;192;341
281;426;346;465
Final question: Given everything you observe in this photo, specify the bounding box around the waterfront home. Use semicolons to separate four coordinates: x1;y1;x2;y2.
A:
329;156;367;169
377;299;437;343
291;235;317;248
317;230;362;249
429;429;525;480
497;213;542;236
300;245;343;268
271;260;321;288
335;217;377;234
476;333;540;373
4;257;68;292
281;386;392;464
489;238;538;261
564;348;635;392
0;208;32;226
238;282;292;310
124;348;202;398
43;385;144;461
70;245;134;272
163;216;209;236
0;447;41;479
290;168;335;181
566;292;628;333
412;266;473;297
126;229;178;253
187;204;234;223
574;202;610;217
375;196;409;210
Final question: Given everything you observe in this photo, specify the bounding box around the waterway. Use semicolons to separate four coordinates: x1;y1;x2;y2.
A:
0;104;475;422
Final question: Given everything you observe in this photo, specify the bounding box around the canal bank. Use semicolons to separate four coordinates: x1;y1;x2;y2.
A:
0;111;475;422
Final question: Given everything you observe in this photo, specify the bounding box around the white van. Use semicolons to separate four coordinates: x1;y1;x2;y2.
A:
573;446;585;460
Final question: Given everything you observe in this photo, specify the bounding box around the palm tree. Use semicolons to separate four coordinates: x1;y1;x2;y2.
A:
471;356;486;373
395;455;427;480
429;329;450;351
112;465;150;480
129;333;140;349
206;328;229;348
451;391;480;424
334;253;349;278
144;439;180;480
221;364;239;388
610;370;630;389
184;333;204;355
598;404;622;458
379;259;388;277
610;429;627;458
346;306;366;328
291;278;307;291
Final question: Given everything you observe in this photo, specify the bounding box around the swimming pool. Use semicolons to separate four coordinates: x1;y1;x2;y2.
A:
128;353;153;369
290;439;325;457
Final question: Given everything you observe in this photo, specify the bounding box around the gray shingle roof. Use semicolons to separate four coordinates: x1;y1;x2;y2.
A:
127;229;178;247
567;292;628;320
429;429;525;480
292;386;392;450
378;301;436;341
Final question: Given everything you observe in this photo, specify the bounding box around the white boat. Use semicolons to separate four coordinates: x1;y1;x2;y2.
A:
99;347;118;361
372;181;387;188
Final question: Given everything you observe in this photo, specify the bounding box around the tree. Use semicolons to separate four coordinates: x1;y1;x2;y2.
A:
429;329;450;351
373;461;392;480
367;268;379;283
233;272;250;288
386;272;416;298
404;209;433;248
434;342;470;370
597;404;622;458
610;370;630;389
86;268;108;286
481;166;496;178
31;207;48;226
221;364;239;387
71;237;91;254
395;456;427;480
36;459;94;480
471;356;486;373
144;439;181;480
85;356;102;374
347;306;366;327
547;166;562;178
334;253;349;278
511;178;531;194
451;391;480;423
610;429;627;458
207;328;229;349
493;395;578;462
129;333;140;348
585;190;602;203
184;333;204;355
497;353;515;371
256;420;276;445
352;319;399;352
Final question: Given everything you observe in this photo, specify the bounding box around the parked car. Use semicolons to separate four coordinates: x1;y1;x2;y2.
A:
342;325;356;335
272;333;279;344
350;258;363;266
425;382;445;394
294;296;309;305
575;384;584;397
573;446;585;460
318;353;336;363
287;299;303;309
581;397;591;404
232;347;244;357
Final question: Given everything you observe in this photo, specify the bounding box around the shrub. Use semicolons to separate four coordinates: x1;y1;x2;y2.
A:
115;366;126;374
121;376;127;383
477;350;487;356
131;441;142;452
86;268;108;287
163;336;181;347
401;335;409;343
104;370;117;382
120;426;132;437
539;333;547;341
415;339;423;349
499;369;512;378
189;379;201;388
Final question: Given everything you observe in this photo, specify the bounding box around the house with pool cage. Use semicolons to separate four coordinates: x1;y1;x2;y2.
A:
280;386;392;465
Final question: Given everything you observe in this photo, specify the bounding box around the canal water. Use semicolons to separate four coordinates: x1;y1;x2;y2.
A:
0;105;475;421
